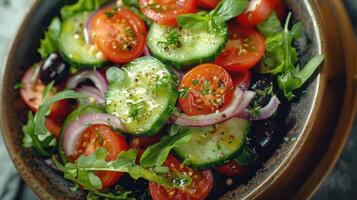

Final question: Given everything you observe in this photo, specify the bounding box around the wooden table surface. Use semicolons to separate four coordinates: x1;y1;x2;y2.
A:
0;0;356;199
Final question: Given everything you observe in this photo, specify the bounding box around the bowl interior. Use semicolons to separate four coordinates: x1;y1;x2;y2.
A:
0;0;322;199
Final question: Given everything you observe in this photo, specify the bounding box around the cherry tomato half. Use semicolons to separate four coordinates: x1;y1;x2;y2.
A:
139;0;197;25
91;7;147;63
149;155;213;200
45;118;61;138
178;64;234;116
69;125;129;189
215;26;265;72
215;161;248;176
236;0;276;27
20;67;71;122
197;0;220;9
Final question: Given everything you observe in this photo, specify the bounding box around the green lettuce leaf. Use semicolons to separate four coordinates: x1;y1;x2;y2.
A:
257;12;283;37
37;17;61;58
260;13;324;100
60;0;111;19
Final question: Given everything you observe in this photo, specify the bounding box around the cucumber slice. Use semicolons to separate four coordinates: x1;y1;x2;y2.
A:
58;11;106;68
173;118;250;169
147;23;228;71
57;104;104;163
105;56;178;135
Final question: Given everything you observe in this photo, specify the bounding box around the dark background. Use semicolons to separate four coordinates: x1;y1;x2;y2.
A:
0;0;356;199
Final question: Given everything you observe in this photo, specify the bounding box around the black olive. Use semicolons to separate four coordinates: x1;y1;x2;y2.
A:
39;53;68;84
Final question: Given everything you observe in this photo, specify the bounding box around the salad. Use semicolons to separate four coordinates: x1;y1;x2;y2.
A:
18;0;324;199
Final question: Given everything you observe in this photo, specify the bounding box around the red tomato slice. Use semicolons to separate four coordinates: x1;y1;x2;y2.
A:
149;155;213;200
215;161;248;176
215;26;265;72
45;118;61;138
139;0;197;25
230;71;252;90
197;0;220;9
178;64;234;116
236;0;276;27
20;67;71;122
69;125;129;189
91;7;147;63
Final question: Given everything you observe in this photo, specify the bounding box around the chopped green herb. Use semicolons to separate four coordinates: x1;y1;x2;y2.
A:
250;102;262;118
157;28;181;50
192;79;199;86
201;79;212;96
179;86;191;98
128;100;145;119
14;82;23;90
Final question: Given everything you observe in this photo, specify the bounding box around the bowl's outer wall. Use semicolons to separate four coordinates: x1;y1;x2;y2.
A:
0;0;356;200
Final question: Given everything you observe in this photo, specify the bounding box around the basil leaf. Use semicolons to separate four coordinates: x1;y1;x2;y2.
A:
211;0;249;22
60;0;111;19
178;0;248;33
54;148;192;190
140;126;193;168
38;17;61;58
257;12;283;37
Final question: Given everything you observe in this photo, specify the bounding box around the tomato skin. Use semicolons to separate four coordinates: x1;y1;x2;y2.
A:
149;155;213;200
92;7;147;63
230;71;252;90
236;0;276;27
215;26;266;72
178;64;234;116
197;0;220;9
70;125;129;189
215;161;248;176
139;0;197;25
20;67;71;122
45;118;61;138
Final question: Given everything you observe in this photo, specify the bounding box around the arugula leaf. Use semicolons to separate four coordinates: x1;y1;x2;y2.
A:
87;190;134;200
260;13;324;100
54;148;192;191
177;0;248;34
38;17;61;58
257;12;283;37
60;0;111;19
22;83;88;157
140;126;194;168
122;0;152;26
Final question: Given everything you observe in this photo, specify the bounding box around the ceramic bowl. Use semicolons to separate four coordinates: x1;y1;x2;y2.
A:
1;0;356;199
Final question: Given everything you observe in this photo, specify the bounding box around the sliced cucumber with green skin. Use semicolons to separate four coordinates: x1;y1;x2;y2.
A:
57;104;104;164
147;23;228;71
173;118;250;170
105;56;178;136
58;11;106;68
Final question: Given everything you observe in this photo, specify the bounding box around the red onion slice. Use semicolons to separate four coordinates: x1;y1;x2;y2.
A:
249;95;280;120
76;86;105;104
143;45;151;56
174;87;255;127
62;113;126;156
66;70;108;95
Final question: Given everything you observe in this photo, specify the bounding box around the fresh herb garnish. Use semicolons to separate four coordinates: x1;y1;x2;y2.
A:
192;79;199;86
177;0;248;34
53;148;192;190
60;0;112;19
140;126;194;168
201;79;212;96
178;86;191;98
260;13;324;100
257;12;283;37
157;28;181;50
128;100;145;119
22;82;88;157
104;6;119;18
250;102;262;118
